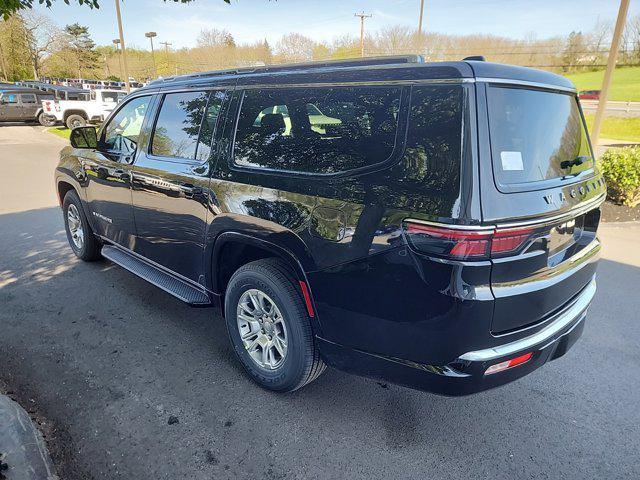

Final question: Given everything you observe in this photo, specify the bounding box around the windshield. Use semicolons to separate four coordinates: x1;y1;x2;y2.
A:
487;86;592;191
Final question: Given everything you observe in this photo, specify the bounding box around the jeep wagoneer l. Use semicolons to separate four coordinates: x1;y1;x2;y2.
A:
55;56;604;395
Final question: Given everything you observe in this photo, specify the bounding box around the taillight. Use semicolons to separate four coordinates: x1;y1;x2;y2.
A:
403;221;536;260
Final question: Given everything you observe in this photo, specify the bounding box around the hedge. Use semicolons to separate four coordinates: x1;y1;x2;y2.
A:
599;147;640;207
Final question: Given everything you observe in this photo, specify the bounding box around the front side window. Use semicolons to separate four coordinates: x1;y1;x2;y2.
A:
20;94;37;103
487;86;592;190
234;86;402;175
102;95;150;155
3;94;18;104
151;91;209;160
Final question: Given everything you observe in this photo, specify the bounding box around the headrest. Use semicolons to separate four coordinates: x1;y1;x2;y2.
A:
260;113;285;134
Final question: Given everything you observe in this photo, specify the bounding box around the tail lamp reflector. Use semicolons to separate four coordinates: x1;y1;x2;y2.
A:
485;352;533;375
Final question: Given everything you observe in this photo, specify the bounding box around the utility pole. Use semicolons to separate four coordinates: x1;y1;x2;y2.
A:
112;39;123;80
160;41;172;75
591;0;630;147
114;0;131;92
418;0;425;37
145;31;157;78
354;11;372;58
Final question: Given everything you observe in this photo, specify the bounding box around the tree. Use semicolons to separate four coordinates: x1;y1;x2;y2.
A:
64;22;98;78
21;11;61;79
1;1;229;20
0;13;31;80
197;28;235;49
275;33;315;63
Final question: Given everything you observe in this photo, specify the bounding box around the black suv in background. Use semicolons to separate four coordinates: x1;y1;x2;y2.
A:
55;56;604;395
0;87;54;124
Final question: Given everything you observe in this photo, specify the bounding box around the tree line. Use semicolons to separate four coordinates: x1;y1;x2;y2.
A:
2;11;640;82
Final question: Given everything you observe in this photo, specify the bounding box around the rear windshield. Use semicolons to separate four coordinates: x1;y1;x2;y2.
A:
487;86;592;191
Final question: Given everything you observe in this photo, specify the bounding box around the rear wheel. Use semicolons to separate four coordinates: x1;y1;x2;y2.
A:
38;111;56;127
63;190;101;261
65;114;86;130
224;259;325;392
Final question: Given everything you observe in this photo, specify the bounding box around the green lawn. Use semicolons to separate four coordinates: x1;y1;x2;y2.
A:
47;127;70;139
565;67;640;101
583;114;640;142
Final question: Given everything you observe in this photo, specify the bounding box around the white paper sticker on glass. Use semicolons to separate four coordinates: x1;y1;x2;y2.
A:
500;151;524;171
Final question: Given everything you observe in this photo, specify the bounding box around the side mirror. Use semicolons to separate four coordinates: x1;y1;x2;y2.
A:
70;126;98;149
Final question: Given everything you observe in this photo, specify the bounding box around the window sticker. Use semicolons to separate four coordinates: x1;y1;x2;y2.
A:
500;151;524;171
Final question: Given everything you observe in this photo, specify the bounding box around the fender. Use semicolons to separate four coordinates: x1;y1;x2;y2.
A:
207;224;323;336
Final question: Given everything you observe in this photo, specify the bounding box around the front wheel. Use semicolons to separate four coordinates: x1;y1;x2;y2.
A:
63;191;102;261
224;259;325;392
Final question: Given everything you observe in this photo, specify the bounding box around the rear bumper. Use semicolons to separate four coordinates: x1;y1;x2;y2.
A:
319;277;595;396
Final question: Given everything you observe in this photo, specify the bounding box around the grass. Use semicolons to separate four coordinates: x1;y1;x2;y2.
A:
47;126;70;139
565;67;640;102
583;114;640;143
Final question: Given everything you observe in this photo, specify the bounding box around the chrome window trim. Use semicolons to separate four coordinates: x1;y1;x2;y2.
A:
458;277;596;362
476;77;576;94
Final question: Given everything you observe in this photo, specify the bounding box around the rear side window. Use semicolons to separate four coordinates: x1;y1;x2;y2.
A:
487;86;592;190
20;94;37;103
151;91;209;160
404;85;463;188
233;86;401;175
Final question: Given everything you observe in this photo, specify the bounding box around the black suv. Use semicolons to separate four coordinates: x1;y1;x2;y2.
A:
55;56;604;395
0;87;54;125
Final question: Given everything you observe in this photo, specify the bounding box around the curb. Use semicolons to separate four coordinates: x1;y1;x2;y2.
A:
0;395;58;480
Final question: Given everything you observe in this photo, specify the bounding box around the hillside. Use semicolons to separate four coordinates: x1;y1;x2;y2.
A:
565;67;640;102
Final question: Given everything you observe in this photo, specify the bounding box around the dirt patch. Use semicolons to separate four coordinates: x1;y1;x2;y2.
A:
600;200;640;223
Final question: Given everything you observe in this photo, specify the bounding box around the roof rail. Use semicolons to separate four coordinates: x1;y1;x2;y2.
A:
148;55;425;86
463;55;486;62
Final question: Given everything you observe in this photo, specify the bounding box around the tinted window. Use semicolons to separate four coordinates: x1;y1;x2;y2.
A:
403;85;463;191
20;94;37;103
5;94;18;104
151;91;209;160
103;95;150;155
195;91;225;161
234;86;401;174
488;87;592;189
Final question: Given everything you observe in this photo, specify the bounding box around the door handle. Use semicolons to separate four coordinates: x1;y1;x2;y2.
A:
180;184;203;198
113;169;130;181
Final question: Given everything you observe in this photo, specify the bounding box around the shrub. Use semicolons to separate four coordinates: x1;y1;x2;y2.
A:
599;147;640;207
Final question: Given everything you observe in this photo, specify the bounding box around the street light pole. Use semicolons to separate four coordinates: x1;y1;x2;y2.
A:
591;0;631;146
418;0;425;37
114;0;131;92
145;31;157;79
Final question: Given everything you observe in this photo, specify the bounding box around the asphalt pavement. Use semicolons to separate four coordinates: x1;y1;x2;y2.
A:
1;125;639;479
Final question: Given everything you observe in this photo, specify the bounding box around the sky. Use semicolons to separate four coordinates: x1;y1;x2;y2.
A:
34;0;638;51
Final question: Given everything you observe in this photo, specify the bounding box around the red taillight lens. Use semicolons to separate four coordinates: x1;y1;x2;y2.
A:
491;227;534;256
485;352;533;375
404;223;493;260
403;222;536;260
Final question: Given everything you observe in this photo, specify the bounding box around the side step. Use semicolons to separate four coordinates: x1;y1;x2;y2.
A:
101;245;211;305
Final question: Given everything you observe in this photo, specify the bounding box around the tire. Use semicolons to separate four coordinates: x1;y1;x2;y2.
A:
38;111;56;127
224;259;325;392
62;190;102;262
65;114;86;130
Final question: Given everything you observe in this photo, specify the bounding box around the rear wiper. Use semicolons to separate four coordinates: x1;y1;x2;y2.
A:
561;156;590;169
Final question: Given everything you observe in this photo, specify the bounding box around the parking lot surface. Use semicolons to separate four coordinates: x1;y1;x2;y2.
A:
1;125;639;479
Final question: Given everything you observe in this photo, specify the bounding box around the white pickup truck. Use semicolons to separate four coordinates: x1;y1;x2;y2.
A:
41;89;126;128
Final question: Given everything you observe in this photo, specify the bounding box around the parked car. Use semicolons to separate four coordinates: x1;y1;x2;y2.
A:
42;89;126;129
55;56;604;395
0;88;54;124
579;90;601;100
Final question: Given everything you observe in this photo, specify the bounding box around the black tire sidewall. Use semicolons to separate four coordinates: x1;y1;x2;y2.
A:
225;263;311;392
63;192;91;259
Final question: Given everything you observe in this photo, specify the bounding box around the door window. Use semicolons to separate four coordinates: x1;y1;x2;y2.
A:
20;94;37;104
233;86;402;175
150;91;210;160
195;91;226;161
102;95;150;156
4;94;18;104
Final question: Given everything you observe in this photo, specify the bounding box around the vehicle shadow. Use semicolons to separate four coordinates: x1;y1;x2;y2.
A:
1;206;638;479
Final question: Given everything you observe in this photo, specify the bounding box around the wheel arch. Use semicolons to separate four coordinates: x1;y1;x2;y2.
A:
63;109;88;121
209;231;322;335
